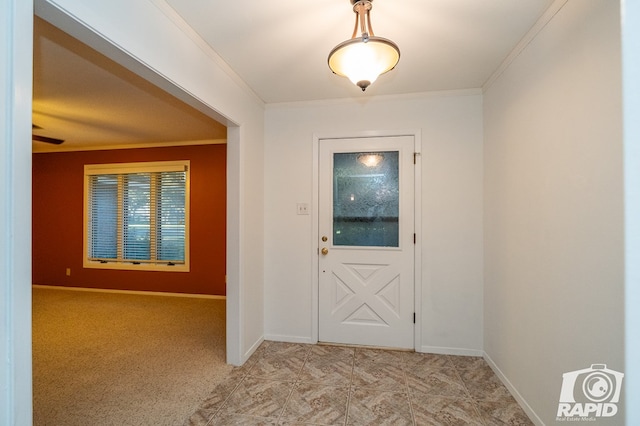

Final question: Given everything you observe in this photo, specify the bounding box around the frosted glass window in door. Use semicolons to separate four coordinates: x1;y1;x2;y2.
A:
333;151;399;247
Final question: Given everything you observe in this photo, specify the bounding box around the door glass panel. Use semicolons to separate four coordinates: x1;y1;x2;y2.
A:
333;151;399;247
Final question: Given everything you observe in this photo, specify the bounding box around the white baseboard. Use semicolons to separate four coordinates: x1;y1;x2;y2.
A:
419;345;484;357
259;338;483;356
32;284;226;300
242;336;265;363
483;352;544;426
263;334;316;345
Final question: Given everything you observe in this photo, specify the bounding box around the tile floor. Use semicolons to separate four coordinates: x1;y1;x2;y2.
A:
186;341;533;425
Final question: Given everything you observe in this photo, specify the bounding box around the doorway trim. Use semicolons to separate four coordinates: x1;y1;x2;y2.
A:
1;0;34;423
311;130;422;351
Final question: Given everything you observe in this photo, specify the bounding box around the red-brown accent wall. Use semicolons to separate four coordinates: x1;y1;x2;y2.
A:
32;144;227;296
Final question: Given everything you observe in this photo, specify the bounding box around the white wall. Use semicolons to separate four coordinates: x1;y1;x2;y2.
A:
35;0;266;365
264;92;484;354
483;1;624;424
622;0;640;421
0;1;34;423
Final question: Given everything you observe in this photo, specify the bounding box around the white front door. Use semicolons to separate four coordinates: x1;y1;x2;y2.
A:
318;136;415;349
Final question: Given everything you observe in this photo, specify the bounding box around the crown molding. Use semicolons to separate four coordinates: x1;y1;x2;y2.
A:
265;88;483;110
32;139;226;153
148;0;265;107
483;0;569;92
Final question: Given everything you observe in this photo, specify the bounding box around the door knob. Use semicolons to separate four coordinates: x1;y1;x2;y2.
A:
321;247;329;255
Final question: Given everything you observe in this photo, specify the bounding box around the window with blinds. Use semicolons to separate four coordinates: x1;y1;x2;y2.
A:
84;161;190;272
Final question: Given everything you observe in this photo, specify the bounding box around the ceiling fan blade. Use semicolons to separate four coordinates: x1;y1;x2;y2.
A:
32;134;65;145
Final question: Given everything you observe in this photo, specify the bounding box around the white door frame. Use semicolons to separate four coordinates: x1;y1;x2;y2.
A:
311;130;422;351
1;0;34;423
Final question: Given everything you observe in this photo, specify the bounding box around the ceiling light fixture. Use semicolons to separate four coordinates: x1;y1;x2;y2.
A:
328;0;400;91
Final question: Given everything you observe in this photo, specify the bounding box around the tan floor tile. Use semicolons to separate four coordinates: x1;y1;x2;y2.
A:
220;377;294;418
347;388;413;425
299;356;354;385
209;413;279;425
457;366;513;402
185;392;227;426
248;354;306;381
185;408;215;426
405;366;468;398
354;348;405;365
352;361;407;391
263;342;311;358
448;356;489;371
280;383;349;425
186;369;247;424
475;399;534;425
309;345;356;361
410;394;483;425
402;352;454;370
188;344;535;426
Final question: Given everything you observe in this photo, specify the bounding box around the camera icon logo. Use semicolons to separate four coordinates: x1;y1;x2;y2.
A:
557;364;624;419
582;369;614;402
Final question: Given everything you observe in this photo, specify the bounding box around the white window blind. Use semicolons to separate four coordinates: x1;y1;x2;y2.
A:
85;161;189;271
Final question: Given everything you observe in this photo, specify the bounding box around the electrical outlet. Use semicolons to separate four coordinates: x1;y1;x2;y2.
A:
297;203;310;215
66;268;71;276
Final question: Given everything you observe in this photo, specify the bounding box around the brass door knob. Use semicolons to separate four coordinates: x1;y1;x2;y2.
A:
321;247;329;255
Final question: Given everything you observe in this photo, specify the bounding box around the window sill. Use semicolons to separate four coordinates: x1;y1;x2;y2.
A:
83;261;189;273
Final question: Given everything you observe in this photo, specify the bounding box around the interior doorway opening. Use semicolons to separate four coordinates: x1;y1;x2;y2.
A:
31;10;237;424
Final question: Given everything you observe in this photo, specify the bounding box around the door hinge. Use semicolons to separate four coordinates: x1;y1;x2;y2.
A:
413;152;420;164
413;313;416;324
413;233;416;244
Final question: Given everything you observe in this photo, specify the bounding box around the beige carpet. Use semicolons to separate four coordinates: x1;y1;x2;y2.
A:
32;286;232;426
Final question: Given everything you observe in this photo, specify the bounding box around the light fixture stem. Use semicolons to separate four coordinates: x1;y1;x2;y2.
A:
359;6;367;37
352;1;373;39
351;11;359;38
366;8;375;36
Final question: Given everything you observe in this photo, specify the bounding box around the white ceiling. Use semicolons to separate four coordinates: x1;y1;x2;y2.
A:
33;0;556;150
32;17;227;151
165;0;555;103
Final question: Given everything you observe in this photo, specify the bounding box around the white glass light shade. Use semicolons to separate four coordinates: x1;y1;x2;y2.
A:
328;36;400;91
